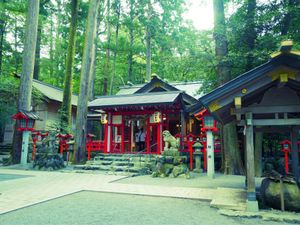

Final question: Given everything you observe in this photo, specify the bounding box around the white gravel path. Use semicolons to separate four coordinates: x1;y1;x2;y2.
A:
0;191;289;225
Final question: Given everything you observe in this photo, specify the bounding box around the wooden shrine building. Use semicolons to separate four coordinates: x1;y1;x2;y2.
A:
88;75;200;154
192;40;300;211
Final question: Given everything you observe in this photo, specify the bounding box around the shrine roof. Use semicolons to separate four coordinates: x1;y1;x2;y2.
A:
117;76;202;98
193;41;300;124
12;110;41;120
89;91;183;109
32;79;78;106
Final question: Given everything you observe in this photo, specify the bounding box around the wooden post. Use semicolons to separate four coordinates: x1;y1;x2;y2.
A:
157;123;161;154
206;130;215;178
146;117;150;154
130;121;134;152
291;127;299;182
107;113;111;153
104;122;108;153
20;131;30;166
254;131;263;177
180;110;186;151
245;112;259;212
121;115;125;153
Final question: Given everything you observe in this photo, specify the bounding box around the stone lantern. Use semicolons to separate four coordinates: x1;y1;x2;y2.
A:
12;110;40;165
193;138;203;173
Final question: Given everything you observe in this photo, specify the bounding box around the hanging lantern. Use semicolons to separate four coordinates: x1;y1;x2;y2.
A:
100;114;108;124
150;111;161;123
195;109;218;132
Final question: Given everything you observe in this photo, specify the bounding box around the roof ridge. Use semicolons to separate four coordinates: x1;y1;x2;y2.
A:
93;91;183;99
33;79;78;96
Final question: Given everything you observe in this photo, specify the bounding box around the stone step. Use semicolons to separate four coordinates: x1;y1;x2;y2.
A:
88;160;113;166
113;161;134;167
0;144;12;153
74;164;110;171
93;156;105;161
102;157;130;162
210;188;246;211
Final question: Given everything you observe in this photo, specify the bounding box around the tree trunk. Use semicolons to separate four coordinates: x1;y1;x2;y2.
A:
54;0;62;86
109;0;121;95
146;27;151;81
12;0;40;163
0;18;6;76
254;132;263;177
75;0;100;163
61;0;79;127
33;24;41;80
213;0;230;85
127;0;134;82
281;0;296;35
88;10;103;101
145;1;152;82
14;17;19;74
223;122;244;175
245;0;256;70
213;0;243;175
49;19;54;78
103;0;111;95
128;29;133;82
88;43;96;100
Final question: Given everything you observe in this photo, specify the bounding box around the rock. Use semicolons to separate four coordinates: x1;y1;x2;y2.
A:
260;178;300;211
152;154;190;178
33;153;65;170
172;164;190;179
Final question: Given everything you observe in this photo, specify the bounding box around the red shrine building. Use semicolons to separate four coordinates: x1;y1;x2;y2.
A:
87;75;202;155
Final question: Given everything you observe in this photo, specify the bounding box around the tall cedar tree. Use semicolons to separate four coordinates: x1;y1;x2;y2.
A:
213;0;244;175
12;0;40;163
75;0;100;163
109;0;121;95
0;0;7;76
103;0;111;95
61;0;80;127
244;0;256;70
145;0;152;81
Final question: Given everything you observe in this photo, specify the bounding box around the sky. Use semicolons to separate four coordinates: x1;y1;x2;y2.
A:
183;0;214;30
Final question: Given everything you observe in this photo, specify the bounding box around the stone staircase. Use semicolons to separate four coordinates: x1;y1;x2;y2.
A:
0;143;12;164
74;153;157;175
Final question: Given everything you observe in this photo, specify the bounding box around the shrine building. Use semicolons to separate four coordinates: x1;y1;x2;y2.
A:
191;40;300;211
87;75;202;154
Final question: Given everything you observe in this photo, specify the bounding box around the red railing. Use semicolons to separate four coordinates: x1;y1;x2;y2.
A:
86;140;105;160
86;134;222;171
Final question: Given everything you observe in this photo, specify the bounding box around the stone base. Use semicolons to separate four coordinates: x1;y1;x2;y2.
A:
246;200;259;212
193;168;203;173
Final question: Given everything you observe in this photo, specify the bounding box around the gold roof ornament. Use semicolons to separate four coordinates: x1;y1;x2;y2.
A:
270;40;300;58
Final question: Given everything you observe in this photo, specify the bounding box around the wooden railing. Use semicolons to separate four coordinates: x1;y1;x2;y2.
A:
86;140;105;160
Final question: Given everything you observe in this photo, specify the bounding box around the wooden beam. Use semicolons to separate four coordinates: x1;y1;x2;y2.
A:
233;105;300;115
238;118;300;126
209;75;273;112
254;126;296;133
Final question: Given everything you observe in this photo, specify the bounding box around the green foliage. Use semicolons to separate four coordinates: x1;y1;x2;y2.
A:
0;75;43;141
1;0;300;99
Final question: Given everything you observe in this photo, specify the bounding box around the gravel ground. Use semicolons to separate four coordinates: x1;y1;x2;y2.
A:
0;173;31;182
116;173;263;189
0;191;289;225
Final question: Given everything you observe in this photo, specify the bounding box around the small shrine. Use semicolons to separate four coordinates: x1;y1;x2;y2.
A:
87;75;201;155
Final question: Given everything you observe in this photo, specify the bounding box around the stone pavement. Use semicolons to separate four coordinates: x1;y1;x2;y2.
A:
0;168;246;215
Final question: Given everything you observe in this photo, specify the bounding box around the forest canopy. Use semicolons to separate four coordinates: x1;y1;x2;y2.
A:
0;0;299;95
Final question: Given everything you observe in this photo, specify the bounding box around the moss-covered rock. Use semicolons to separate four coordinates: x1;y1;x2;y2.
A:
260;178;300;211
